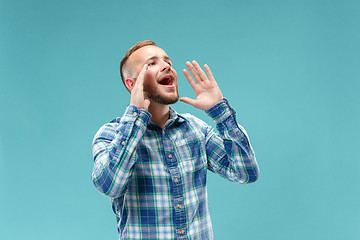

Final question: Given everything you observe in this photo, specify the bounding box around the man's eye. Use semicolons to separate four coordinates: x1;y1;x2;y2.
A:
148;62;155;66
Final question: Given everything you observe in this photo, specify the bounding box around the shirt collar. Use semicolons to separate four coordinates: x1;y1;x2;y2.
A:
169;107;187;124
147;107;187;130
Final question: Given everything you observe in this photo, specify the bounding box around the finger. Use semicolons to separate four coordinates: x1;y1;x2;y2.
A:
133;64;148;89
180;97;197;107
192;60;208;82
182;69;197;88
204;64;215;82
144;99;150;109
186;61;202;83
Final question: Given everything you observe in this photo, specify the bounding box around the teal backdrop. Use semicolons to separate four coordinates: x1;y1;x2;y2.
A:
1;0;359;239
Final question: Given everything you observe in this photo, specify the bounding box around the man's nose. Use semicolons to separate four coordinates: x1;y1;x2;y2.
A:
160;62;171;72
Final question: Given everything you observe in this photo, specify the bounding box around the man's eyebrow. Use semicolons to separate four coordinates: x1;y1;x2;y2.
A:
146;56;172;61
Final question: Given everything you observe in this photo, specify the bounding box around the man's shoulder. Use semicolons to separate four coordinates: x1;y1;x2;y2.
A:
177;112;210;129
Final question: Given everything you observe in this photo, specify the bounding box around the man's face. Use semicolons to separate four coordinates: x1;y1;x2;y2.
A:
126;46;179;105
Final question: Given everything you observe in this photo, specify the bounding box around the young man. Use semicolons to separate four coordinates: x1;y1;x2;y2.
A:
91;40;259;239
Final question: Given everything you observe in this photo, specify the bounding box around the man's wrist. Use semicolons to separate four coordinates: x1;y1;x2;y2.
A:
124;105;151;123
205;98;235;123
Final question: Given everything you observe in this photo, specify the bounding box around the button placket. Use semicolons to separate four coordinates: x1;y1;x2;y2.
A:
174;197;184;210
162;128;187;235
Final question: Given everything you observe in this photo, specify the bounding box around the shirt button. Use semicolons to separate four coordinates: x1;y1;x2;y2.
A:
121;141;126;146
174;178;178;183
133;112;137;116
168;154;172;159
177;204;182;209
179;230;184;235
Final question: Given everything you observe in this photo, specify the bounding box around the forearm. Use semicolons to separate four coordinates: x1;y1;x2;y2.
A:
91;105;151;197
206;99;259;183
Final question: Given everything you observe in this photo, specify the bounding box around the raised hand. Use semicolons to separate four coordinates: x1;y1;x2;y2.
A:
130;64;151;111
180;61;223;111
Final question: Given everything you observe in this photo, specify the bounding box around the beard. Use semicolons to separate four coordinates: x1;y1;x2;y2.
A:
143;81;179;105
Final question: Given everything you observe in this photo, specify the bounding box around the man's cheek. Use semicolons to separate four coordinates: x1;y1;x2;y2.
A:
143;75;153;86
143;75;155;92
172;69;177;78
143;70;157;84
172;69;178;83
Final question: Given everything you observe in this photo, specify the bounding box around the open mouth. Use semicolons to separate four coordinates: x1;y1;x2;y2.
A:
158;75;174;86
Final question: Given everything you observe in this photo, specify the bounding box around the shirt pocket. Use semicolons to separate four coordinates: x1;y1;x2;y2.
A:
175;138;206;173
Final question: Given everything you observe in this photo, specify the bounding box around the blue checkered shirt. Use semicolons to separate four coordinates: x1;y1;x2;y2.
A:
92;99;259;239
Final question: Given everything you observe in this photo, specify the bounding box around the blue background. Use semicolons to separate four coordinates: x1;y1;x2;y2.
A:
1;0;359;239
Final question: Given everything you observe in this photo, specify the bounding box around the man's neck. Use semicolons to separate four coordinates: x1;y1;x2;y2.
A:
148;102;170;129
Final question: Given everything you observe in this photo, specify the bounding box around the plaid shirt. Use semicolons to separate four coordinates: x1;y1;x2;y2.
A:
92;99;259;239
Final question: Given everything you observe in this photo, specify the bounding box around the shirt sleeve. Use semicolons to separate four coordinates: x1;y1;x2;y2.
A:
205;98;259;183
91;105;151;198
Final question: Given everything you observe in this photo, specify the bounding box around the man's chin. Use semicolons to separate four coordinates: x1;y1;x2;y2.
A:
143;85;179;105
152;95;179;105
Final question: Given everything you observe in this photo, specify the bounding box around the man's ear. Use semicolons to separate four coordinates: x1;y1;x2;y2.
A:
125;78;136;92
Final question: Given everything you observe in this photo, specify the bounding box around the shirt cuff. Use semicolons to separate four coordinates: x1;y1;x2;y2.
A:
205;98;236;124
123;104;152;125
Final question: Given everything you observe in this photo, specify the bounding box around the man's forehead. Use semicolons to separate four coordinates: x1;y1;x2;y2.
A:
129;46;169;64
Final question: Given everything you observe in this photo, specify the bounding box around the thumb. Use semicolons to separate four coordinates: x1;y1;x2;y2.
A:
144;99;150;110
180;97;197;107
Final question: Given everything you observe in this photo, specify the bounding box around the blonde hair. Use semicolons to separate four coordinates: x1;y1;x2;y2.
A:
119;40;157;84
